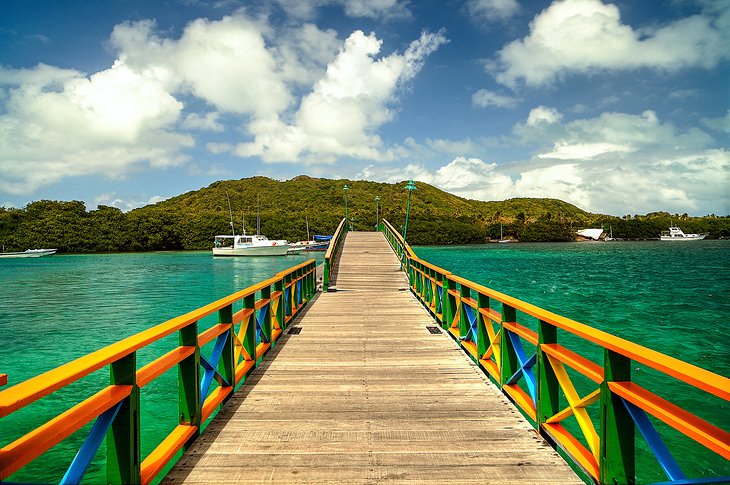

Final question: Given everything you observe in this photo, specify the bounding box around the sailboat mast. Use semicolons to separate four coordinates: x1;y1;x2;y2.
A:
306;215;310;241
226;191;236;237
256;195;260;235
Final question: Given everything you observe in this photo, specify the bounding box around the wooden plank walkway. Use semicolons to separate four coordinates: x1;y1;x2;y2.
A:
163;232;582;484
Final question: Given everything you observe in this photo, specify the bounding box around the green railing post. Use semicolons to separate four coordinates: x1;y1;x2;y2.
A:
442;276;456;331
178;322;201;437
499;304;518;390
274;278;286;330
600;349;635;484
283;272;293;322
261;285;272;352
323;259;331;292
434;271;444;325
308;262;315;298
107;353;140;485
476;293;490;370
537;320;559;430
218;305;235;396
458;284;470;341
243;293;256;370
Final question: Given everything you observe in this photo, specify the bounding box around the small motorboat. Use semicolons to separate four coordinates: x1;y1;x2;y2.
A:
0;249;57;258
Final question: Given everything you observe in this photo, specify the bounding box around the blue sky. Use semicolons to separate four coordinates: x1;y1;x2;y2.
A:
1;0;728;216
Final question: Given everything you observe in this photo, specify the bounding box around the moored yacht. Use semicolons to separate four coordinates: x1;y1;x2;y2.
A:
213;234;290;256
660;226;707;241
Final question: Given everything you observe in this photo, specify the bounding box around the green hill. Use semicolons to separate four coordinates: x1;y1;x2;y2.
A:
1;176;728;252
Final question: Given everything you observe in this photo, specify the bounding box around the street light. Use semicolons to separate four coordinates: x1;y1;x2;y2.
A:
343;184;349;228
375;196;380;231
403;179;417;241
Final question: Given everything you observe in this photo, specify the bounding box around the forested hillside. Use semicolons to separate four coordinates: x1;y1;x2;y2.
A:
1;176;728;252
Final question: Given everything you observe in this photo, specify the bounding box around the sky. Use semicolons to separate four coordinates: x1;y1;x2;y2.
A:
0;0;728;216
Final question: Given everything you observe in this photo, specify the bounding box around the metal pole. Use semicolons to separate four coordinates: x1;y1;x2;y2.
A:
404;191;412;241
403;180;417;242
343;185;349;226
375;196;380;231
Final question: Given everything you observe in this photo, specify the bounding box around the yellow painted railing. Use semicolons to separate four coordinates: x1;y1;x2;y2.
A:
0;260;316;484
380;218;729;484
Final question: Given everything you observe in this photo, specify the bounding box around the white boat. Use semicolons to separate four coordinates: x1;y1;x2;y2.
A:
604;225;615;241
576;228;604;240
498;224;515;243
213;192;290;256
213;234;290;256
0;249;57;258
287;235;332;253
660;226;707;241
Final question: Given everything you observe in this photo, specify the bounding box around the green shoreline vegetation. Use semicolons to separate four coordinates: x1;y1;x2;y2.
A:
1;175;728;253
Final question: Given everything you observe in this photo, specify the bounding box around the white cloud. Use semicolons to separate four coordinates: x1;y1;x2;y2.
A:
702;110;730;133
93;193;170;211
0;61;192;195
274;0;410;19
465;0;519;22
182;112;224;132
538;142;633;159
472;88;519;108
3;13;420;196
237;29;447;163
360;108;728;215
493;0;730;87
526;106;563;126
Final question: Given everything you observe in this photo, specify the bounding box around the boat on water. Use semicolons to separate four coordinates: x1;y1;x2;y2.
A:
287;236;331;254
287;217;332;253
213;234;290;256
576;228;604;240
605;225;615;241
213;192;291;256
498;224;515;243
0;248;57;258
660;226;707;241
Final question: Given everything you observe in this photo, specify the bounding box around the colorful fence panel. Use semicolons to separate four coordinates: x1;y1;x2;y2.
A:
0;260;316;484
380;218;729;485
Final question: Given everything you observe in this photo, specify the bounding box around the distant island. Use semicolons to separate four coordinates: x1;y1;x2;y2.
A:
1;176;728;253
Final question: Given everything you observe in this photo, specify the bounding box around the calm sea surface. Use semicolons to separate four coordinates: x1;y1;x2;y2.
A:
1;241;728;483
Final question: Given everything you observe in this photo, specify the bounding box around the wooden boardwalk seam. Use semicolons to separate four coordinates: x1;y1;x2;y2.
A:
163;232;582;484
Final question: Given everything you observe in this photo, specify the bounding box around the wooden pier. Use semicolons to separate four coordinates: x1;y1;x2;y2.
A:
163;232;582;484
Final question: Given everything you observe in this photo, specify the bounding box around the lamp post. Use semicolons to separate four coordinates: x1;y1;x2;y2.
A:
343;184;349;228
375;196;380;231
403;179;417;241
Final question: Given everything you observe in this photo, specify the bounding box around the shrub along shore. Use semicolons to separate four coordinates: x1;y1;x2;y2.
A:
2;176;728;253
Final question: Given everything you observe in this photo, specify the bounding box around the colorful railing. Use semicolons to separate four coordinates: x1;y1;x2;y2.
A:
0;260;316;484
380;219;729;485
323;217;348;292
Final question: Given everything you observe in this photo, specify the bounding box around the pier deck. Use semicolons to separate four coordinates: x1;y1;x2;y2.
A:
163;232;582;484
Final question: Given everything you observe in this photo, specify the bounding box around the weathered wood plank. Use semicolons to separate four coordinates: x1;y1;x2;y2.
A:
162;232;582;484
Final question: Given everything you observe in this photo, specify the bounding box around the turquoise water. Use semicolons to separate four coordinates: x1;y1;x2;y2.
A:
0;251;322;484
1;242;728;483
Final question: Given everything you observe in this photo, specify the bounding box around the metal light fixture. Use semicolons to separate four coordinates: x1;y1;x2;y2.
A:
343;184;349;227
403;179;417;241
375;196;380;231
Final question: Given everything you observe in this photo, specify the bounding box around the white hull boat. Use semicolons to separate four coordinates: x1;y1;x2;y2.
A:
660;226;707;241
0;249;57;258
213;234;290;256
